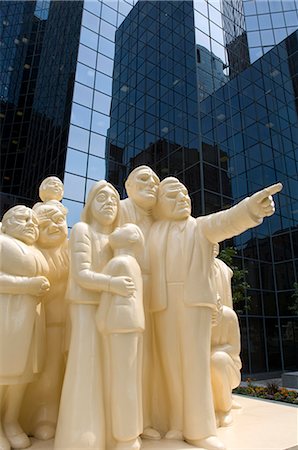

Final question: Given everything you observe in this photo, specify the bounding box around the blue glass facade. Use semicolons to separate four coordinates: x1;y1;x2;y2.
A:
1;0;297;376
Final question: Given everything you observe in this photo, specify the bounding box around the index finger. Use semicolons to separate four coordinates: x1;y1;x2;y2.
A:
256;182;283;202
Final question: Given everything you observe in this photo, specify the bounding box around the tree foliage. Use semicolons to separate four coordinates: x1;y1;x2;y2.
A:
218;246;251;314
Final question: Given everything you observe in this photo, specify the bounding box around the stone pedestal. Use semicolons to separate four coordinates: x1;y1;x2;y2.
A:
282;371;298;389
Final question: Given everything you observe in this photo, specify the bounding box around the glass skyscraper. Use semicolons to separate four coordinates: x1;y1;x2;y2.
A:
1;0;297;376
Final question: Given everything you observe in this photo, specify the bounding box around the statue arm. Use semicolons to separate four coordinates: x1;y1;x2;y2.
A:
200;183;282;244
0;272;42;295
70;223;111;293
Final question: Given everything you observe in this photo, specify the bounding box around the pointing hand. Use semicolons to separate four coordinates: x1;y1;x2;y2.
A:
247;182;283;220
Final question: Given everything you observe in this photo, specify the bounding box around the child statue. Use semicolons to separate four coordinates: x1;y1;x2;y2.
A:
96;223;145;450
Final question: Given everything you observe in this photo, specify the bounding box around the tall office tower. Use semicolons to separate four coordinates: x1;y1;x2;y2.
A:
0;0;83;215
223;0;298;63
200;31;298;374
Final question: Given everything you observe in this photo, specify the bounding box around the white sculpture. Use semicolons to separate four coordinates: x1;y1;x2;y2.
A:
0;206;50;450
211;305;241;427
54;181;135;450
96;223;145;450
149;177;282;450
38;176;64;205
1;169;283;450
119;166;161;440
21;201;69;440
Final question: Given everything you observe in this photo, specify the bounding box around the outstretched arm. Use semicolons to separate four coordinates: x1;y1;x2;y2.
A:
201;183;283;244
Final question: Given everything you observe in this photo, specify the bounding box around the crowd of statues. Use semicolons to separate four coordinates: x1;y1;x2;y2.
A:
0;167;282;450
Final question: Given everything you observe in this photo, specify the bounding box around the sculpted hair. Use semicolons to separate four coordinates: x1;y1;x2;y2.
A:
2;205;36;234
80;180;120;225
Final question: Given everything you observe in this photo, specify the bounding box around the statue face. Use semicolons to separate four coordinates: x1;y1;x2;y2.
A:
158;182;191;220
40;177;64;201
128;168;159;209
90;186;118;226
38;209;68;248
8;207;39;245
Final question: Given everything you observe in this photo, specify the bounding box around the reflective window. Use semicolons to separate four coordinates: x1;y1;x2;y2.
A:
90;132;106;157
243;0;257;16
98;36;115;58
271;13;286;29
80;26;98;50
258;14;272;30
84;0;101;16
245;15;259;31
71;103;92;129
73;82;93;108
101;3;117;26
87;155;106;180
261;29;274;46
76;62;95;88
269;1;283;13
91;111;110;134
284;11;298;27
68;125;90;152
95;71;112;95
247;30;261;47
82;9;100;32
64;172;86;202
97;54;114;76
256;0;270;14
100;19;116;41
78;43;97;68
94;91;111;115
65;148;88;176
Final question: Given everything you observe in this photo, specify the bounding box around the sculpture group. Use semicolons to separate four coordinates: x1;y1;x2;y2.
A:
0;168;282;450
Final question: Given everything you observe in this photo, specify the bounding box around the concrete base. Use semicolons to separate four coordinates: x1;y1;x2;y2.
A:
27;395;297;450
282;372;298;389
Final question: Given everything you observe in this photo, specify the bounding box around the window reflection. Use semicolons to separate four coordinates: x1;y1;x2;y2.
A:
65;148;88;176
76;62;95;87
94;91;111;115
68;125;90;152
73;82;93;108
90;132;106;157
64;172;86;202
82;9;100;32
71;103;92;129
62;198;84;228
80;26;98;50
91;111;110;134
87;155;106;180
78;43;97;68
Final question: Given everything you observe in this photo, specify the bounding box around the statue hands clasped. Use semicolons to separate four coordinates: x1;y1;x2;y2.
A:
109;276;135;297
246;182;283;221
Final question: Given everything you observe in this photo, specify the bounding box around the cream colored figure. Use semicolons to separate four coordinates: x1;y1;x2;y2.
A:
119;166;161;440
54;181;135;450
39;176;64;204
149;177;282;450
96;224;145;450
211;305;241;427
21;203;69;440
0;206;49;450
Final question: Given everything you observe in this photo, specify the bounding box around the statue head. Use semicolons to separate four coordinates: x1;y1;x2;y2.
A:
125;166;160;210
156;177;191;221
2;205;39;245
81;180;120;227
109;223;145;252
33;203;68;248
39;176;64;202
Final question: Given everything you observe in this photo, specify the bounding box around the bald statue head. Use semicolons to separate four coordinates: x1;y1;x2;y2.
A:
157;177;191;221
125;166;160;211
